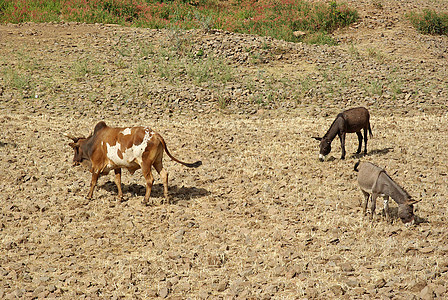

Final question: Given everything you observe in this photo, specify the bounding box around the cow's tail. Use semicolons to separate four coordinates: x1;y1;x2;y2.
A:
354;161;360;172
156;133;202;168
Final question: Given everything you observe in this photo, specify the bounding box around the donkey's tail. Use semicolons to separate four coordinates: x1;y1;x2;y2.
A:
156;133;202;168
354;161;360;172
368;122;373;138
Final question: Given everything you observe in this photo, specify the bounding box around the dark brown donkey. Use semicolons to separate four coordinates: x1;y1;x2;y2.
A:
313;107;372;161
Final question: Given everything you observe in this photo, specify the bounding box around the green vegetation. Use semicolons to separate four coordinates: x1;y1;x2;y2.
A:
2;66;33;91
408;9;448;36
72;59;104;81
0;0;358;43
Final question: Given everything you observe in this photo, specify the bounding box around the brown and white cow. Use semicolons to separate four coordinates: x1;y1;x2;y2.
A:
67;121;202;205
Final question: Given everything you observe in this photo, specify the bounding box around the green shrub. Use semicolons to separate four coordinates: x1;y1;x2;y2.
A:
408;9;448;35
0;0;358;44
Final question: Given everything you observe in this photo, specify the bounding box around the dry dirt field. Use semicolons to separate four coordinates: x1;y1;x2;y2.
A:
1;1;448;299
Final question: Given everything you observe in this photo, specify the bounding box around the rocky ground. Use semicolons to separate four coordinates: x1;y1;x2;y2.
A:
1;0;448;298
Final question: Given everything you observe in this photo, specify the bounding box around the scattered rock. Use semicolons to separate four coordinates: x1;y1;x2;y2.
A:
158;286;169;298
340;262;355;272
374;278;386;289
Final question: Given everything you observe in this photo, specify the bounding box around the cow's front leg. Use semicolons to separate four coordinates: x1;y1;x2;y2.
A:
87;172;100;199
114;168;123;201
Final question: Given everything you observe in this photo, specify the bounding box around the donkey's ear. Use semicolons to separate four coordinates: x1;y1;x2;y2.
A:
312;136;322;141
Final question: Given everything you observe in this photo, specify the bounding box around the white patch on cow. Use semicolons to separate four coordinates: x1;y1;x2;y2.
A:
105;129;154;168
122;128;132;135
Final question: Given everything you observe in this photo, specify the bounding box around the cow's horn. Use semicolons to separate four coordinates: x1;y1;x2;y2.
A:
62;133;78;141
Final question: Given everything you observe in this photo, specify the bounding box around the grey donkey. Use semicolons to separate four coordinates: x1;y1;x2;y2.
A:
354;161;420;225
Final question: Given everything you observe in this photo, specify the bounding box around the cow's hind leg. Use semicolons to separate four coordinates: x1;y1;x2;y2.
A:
356;132;363;154
114;168;123;201
141;164;154;206
87;172;100;200
154;158;169;204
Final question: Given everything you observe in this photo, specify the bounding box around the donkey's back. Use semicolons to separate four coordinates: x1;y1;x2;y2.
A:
354;161;384;194
342;107;372;134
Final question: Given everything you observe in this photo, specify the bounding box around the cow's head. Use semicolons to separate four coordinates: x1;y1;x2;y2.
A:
65;134;88;166
313;136;331;161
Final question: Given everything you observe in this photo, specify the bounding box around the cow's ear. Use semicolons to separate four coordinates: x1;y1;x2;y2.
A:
312;136;322;141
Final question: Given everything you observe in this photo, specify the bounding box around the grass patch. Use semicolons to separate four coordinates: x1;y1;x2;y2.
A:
302;32;338;46
152;50;233;84
348;43;361;59
0;0;358;43
2;67;33;91
366;47;385;63
408;9;448;35
72;59;104;80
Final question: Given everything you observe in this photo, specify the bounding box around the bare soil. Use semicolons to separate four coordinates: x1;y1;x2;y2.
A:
1;1;448;299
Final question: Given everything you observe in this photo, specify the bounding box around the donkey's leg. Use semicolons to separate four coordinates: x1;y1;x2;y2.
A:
370;193;378;220
339;132;346;159
383;196;390;222
362;190;370;216
363;128;368;154
356;132;363;154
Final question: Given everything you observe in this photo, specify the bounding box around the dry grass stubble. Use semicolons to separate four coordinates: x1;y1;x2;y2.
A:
1;110;447;298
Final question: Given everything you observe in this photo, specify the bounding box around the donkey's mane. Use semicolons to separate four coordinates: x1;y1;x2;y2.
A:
323;113;344;139
383;170;412;200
